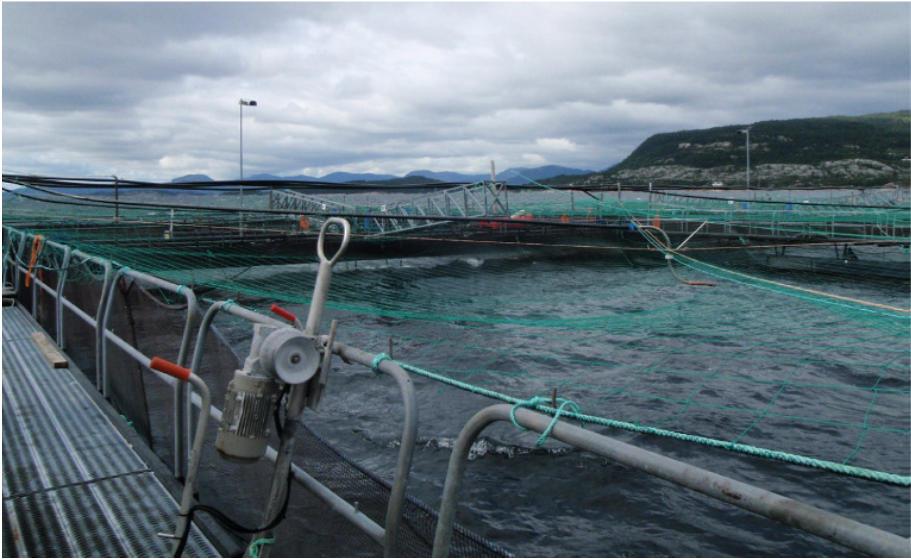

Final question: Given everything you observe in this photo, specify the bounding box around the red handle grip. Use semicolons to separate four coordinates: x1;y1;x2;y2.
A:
270;303;297;323
149;357;191;382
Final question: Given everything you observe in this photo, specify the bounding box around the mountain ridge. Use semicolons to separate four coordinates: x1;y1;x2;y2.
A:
172;164;591;185
554;110;910;187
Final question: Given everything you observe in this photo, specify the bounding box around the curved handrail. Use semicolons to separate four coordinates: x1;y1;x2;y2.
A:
431;404;911;558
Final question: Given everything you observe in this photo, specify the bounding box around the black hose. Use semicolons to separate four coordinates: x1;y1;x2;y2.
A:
173;470;294;557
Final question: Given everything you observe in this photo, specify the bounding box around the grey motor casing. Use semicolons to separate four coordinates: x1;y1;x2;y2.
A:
215;371;281;462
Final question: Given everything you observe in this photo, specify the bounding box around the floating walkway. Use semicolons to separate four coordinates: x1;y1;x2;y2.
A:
1;304;219;557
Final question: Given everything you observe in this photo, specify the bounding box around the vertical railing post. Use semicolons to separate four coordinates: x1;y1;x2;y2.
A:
173;285;198;480
93;257;113;392
113;175;120;223
100;267;197;478
15;231;28;294
54;245;72;348
30;235;38;319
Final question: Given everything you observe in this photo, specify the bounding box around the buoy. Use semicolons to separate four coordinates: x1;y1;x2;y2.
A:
298;216;310;231
651;215;661;228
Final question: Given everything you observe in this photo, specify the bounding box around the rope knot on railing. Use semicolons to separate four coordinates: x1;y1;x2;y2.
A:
247;537;275;558
510;396;583;447
371;352;391;374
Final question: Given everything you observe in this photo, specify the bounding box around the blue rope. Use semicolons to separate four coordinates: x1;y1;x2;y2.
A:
510;396;583;446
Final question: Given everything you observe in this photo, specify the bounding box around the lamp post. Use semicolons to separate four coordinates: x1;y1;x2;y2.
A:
740;126;752;189
239;99;257;206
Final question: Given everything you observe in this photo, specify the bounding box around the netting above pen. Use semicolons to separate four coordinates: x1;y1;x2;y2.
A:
3;184;910;485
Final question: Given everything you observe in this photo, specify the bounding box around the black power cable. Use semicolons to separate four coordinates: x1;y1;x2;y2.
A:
173;394;296;557
173;469;294;557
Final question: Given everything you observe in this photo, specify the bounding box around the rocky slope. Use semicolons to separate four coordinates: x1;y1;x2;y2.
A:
563;111;910;187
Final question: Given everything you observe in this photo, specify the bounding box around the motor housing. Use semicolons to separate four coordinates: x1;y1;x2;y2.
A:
215;372;280;462
214;324;322;462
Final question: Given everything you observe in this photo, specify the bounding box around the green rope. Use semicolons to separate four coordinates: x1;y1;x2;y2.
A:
246;537;274;558
511;396;583;446
6;203;908;487
371;352;390;373
382;355;911;487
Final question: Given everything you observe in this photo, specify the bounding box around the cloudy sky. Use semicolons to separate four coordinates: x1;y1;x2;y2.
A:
3;2;909;180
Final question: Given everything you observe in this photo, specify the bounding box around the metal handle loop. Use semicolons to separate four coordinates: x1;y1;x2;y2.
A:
317;218;351;266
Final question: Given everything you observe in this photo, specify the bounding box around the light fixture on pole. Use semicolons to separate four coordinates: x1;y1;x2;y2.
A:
739;126;752;189
239;99;258;207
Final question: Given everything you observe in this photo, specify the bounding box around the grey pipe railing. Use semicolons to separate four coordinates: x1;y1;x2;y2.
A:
70;250;114;389
12;237;69;343
101;266;198;478
2;225;412;555
329;341;418;557
190;393;386;544
159;367;212;558
1;227;14;287
186;299;417;557
8;235;117;392
22;238;73;348
10;229;28;294
431;404;911;558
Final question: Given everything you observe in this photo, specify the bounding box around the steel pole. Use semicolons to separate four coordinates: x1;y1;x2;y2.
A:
746;128;751;190
239;102;245;236
113;175;120;223
239;102;244;205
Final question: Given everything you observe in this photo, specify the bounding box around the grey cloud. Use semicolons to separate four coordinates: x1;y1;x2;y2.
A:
3;2;908;180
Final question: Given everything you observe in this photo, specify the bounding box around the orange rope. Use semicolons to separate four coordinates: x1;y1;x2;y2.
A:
25;235;44;288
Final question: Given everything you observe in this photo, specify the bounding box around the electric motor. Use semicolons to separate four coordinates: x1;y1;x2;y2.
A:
215;371;281;462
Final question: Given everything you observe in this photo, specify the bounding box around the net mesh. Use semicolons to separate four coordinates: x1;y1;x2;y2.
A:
3;184;910;488
2;240;510;558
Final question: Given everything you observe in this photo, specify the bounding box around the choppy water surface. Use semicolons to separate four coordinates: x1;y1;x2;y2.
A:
211;253;909;556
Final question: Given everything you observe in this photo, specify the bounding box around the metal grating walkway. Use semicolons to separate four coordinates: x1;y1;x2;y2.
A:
2;304;220;557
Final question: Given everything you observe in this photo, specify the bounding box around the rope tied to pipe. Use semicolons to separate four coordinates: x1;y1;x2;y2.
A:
371;352;390;374
246;537;275;558
510;396;584;447
389;359;910;485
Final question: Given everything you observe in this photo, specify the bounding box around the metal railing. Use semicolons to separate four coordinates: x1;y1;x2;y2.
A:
6;223;909;557
1;224;420;557
270;190;355;231
431;404;911;558
186;298;419;556
271;180;511;237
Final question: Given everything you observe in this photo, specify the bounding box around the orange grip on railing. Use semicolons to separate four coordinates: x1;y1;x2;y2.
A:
149;357;191;382
270;303;297;323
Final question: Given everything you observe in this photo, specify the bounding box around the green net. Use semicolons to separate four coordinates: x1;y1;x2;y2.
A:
3;185;909;486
